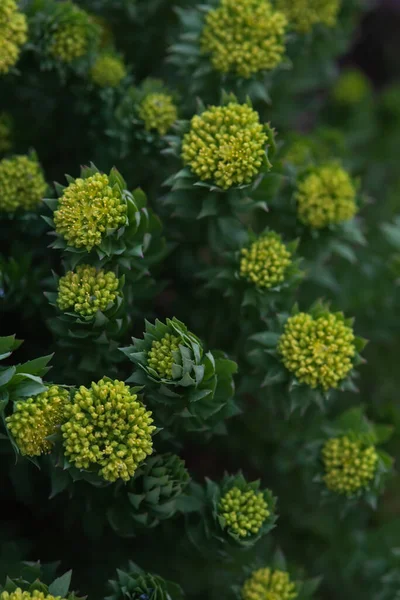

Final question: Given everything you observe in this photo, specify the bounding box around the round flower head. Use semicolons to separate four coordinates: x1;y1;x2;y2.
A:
240;232;292;289
57;264;120;317
147;333;181;379
278;311;356;391
201;0;287;79
181;102;268;189
0;589;70;600
53;172;127;250
50;3;94;63
219;486;270;538
0;154;46;213
0;113;12;154
6;386;70;457
277;0;340;33
138;92;178;136
242;568;298;600
90;53;127;88
62;378;156;482
333;69;371;106
0;0;27;75
295;164;357;229
322;435;378;496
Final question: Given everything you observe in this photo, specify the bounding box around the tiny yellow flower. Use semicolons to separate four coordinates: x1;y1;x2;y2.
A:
6;386;70;456
0;154;46;212
322;435;378;495
0;0;27;75
138;92;178;136
53;172;127;251
240;232;292;289
91;53;127;88
333;69;371;106
278;311;356;391
219;486;270;538
57;264;120;317
147;333;181;379
1;589;69;600
182;102;268;189
295;163;357;229
62;378;156;482
49;3;94;63
201;0;287;78
242;568;298;600
277;0;340;33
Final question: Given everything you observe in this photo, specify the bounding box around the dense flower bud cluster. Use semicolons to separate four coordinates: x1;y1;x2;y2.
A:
240;232;292;289
147;333;181;379
333;69;371;106
242;568;298;600
49;3;93;63
200;0;287;79
53;172;127;250
0;155;46;212
219;486;270;538
0;113;12;154
295;164;357;229
90;53;127;87
182;102;268;189
322;435;378;496
0;0;27;75
6;386;70;456
0;589;68;600
57;264;120;317
277;0;340;33
62;378;156;482
138;92;178;136
278;312;356;391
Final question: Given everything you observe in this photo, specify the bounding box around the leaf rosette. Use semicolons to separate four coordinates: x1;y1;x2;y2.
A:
107;452;190;535
106;562;184;600
121;317;239;437
186;472;277;555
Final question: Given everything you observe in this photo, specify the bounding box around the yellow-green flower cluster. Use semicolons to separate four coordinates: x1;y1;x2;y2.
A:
182;102;268;189
242;568;298;600
147;333;181;379
0;589;69;600
138;93;178;136
50;3;93;63
284;137;313;167
53;172;127;251
219;486;270;538
57;264;120;317
278;312;356;391
0;0;27;75
277;0;340;33
0;113;12;154
6;386;70;457
333;69;371;106
90;53;127;88
240;232;292;289
295;164;357;229
62;378;156;482
201;0;287;79
322;436;378;496
0;154;46;212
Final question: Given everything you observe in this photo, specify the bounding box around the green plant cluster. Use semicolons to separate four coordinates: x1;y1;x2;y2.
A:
1;1;400;600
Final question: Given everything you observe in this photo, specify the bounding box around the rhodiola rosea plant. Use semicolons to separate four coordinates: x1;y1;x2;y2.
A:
1;1;400;599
